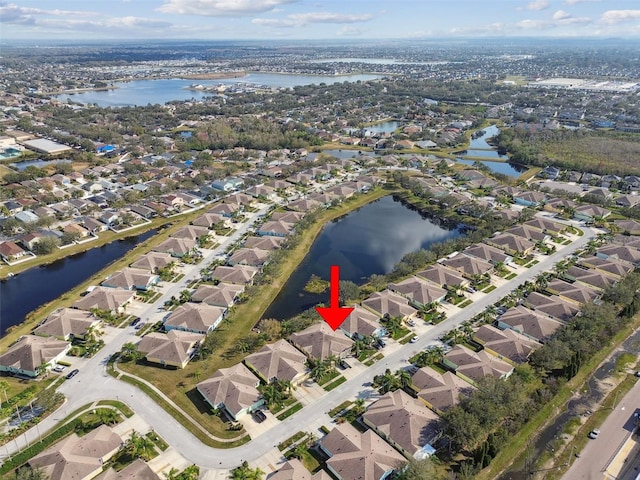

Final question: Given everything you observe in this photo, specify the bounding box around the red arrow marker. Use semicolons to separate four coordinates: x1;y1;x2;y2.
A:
316;265;354;331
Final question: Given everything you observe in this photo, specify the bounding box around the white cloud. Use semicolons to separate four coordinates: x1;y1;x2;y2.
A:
157;0;299;16
336;26;364;36
565;0;601;4
0;2;95;25
253;11;373;28
525;0;550;11
553;10;571;21
601;10;640;25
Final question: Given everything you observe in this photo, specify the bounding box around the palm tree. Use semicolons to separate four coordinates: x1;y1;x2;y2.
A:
309;359;329;383
229;461;264;480
351;338;366;357
261;383;284;408
373;369;401;394
96;408;120;426
396;369;412;389
179;289;192;304
124;431;156;461
121;342;142;362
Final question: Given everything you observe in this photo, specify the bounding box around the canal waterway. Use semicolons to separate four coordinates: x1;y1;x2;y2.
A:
262;195;462;321
54;73;381;107
0;229;156;336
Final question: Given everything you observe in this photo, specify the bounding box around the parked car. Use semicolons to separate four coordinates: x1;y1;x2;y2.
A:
406;319;416;327
252;410;267;423
338;359;351;369
135;322;146;330
66;369;79;379
409;336;419;343
130;317;141;327
52;365;66;373
377;338;386;348
588;429;600;439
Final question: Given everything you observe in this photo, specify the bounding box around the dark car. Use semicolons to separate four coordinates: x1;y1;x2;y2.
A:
252;410;267;423
66;369;79;379
135;322;146;330
339;359;351;369
130;317;141;327
377;338;386;348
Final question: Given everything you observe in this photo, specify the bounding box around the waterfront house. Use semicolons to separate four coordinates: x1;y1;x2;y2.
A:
486;233;534;257
244;339;308;385
411;366;476;413
362;290;418;320
137;330;203;369
256;220;294;237
164;302;225;334
289;322;354;361
28;425;122;480
388;276;447;307
34;308;101;341
130;251;174;273
362;389;440;460
340;305;386;340
101;267;159;291
153;237;196;258
0;335;70;377
472;324;541;365
211;264;259;285
197;363;264;420
228;247;270;267
441;253;493;277
319;423;406;480
191;283;244;308
244;235;284;251
73;287;135;314
496;305;563;343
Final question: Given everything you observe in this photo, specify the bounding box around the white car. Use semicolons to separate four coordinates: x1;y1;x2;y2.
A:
409;336;419;343
52;365;66;373
588;429;600;439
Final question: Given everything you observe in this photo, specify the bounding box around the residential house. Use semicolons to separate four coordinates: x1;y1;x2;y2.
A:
486;233;535;257
578;255;634;278
0;335;69;377
363;389;440;460
441;253;493;277
99;210;120;226
340;305;386;339
81;217;108;234
192;212;226;229
34;308;100;341
94;459;160;480
289;322;354;360
614;219;640;235
18;232;46;251
208;203;239;218
504;225;550;243
288;198;321;213
325;184;357;199
256;220;294;237
211;265;259;285
411;366;476;413
228;247;270;267
153;237;196;258
415;264;467;289
611;234;640;249
101;268;159;291
271;211;304;223
244;236;284;251
388;276;447;307
15;210;39;224
496;305;563;343
564;265;616;291
244;339;308;385
137;330;203;369
523;217;567;236
191;283;244;308
443;345;514;382
63;223;90;239
524;292;580;322
545;278;599;305
573;205;611;223
615;194;640;208
267;459;332;480
197;363;264;420
513;191;546;207
164;302;226;334
171;225;210;242
319;423;406;480
130;251;174;273
463;243;513;266
246;184;278;201
28;425;122;480
73;287;135;314
596;244;640;266
472;325;541;365
362;290;418;320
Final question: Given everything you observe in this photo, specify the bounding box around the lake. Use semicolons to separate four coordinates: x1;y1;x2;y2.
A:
262;195;462;321
456;158;527;178
0;230;156;335
367;121;400;134
11;159;72;171
54;73;382;107
456;124;527;177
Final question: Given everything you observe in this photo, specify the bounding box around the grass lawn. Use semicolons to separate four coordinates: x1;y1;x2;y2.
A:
276;402;303;420
506;273;518;280
278;431;307;452
483;285;497;293
458;299;473;308
0;164;16;180
323;376;347;392
95;400;134;418
391;327;411;340
328;400;353;418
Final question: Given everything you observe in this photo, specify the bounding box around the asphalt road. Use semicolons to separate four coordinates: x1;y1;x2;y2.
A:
562;379;640;480
3;218;597;469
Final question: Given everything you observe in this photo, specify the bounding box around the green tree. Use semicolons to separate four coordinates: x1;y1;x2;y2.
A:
124;430;156;461
13;466;47;480
229;461;264;480
120;342;143;362
32;236;60;255
0;379;10;404
394;457;441;479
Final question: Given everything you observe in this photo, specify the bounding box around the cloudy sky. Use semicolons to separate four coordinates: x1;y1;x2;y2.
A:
1;0;640;41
